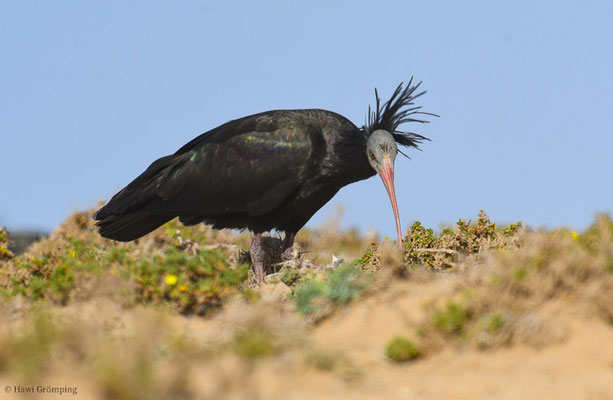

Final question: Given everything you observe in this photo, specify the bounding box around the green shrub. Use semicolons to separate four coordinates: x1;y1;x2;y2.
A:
232;327;278;359
431;301;472;336
487;312;505;332
384;336;419;362
0;234;248;315
293;265;371;315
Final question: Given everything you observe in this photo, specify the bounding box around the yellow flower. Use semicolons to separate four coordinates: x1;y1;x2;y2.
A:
71;250;76;258
178;285;187;292
165;274;178;286
571;232;579;241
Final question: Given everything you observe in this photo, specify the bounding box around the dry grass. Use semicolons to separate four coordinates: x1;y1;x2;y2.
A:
0;210;612;399
362;213;613;356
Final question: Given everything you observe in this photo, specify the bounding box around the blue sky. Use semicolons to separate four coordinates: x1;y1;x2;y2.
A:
1;0;612;237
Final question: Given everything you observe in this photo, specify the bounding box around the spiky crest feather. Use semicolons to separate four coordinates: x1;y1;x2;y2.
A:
364;78;437;156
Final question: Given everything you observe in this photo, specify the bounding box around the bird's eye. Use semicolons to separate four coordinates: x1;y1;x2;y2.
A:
369;151;376;160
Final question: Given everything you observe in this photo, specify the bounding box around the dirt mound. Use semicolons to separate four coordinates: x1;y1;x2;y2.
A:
0;211;612;399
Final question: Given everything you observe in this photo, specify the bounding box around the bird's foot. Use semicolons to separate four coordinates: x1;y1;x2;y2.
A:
280;232;297;261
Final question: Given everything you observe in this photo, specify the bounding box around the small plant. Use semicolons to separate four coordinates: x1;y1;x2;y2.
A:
294;279;326;314
325;264;369;304
353;251;373;266
513;267;528;281
232;327;278;359
405;221;436;248
487;312;505;332
305;348;359;380
503;222;522;236
0;227;14;260
292;265;371;315
353;245;377;269
280;267;303;287
400;212;522;270
431;301;472;336
127;246;249;315
605;258;613;273
384;336;419;362
306;348;340;371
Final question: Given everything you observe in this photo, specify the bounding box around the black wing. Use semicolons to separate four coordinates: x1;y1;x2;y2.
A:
155;122;314;216
95;111;316;240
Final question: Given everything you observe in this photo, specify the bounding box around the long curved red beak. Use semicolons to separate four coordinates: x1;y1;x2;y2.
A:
378;158;403;245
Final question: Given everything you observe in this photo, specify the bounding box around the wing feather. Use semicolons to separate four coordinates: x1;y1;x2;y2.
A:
152;126;313;217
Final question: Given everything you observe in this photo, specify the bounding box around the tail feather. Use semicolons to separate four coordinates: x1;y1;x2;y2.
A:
96;211;173;242
94;154;178;241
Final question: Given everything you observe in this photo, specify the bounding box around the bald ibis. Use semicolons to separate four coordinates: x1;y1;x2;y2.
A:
94;79;434;281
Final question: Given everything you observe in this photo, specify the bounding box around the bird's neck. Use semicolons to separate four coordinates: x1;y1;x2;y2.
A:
333;129;376;184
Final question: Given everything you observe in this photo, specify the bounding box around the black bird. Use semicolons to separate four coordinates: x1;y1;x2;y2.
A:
94;79;434;281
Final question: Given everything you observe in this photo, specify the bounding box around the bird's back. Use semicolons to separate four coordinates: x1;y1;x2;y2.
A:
94;108;370;240
174;109;359;154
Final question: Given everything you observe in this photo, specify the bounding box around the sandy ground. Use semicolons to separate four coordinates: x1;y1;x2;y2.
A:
0;278;612;400
249;281;613;400
2;214;613;400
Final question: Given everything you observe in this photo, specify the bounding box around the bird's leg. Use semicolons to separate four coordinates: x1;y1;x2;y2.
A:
250;233;266;283
280;232;295;261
